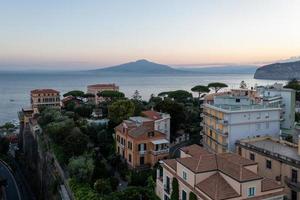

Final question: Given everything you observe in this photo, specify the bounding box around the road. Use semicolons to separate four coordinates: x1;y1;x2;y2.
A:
0;160;21;200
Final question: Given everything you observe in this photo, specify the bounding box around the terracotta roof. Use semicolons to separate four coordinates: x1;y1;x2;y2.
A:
175;145;261;182
196;173;240;200
218;153;257;166
261;178;283;192
31;89;60;94
163;159;177;171
87;84;118;88
180;144;211;157
142;110;162;120
176;155;217;173
128;126;152;138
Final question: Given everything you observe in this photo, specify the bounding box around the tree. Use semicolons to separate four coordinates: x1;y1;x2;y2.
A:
208;82;228;93
63;127;89;156
74;104;93;118
285;79;300;90
0;137;9;155
97;91;125;101
0;122;15;131
63;90;85;98
155;99;186;139
191;85;210;99
167;90;193;102
45;118;75;144
94;179;112;195
146;176;156;191
68;154;94;182
132;90;142;101
108;100;135;125
170;178;179;200
189;192;197;200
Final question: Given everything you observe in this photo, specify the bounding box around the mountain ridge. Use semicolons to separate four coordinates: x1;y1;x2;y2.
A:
254;60;300;80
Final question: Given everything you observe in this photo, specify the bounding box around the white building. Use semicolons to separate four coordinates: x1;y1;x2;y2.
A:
256;83;296;130
201;95;281;153
142;110;171;142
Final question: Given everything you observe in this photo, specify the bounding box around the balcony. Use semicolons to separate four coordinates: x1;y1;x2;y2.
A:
151;148;169;155
285;176;300;192
139;150;147;155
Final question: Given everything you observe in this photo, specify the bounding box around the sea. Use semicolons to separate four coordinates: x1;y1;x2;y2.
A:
0;71;286;125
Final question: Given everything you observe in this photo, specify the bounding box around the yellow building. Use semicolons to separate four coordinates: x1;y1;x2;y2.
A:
115;117;169;169
156;144;286;200
30;89;60;112
237;136;300;200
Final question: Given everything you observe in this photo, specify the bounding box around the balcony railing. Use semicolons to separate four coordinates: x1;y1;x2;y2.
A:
285;176;300;192
236;141;300;167
151;149;169;155
139;150;147;155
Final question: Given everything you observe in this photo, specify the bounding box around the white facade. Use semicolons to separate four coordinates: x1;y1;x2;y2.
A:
154;113;171;142
257;85;296;129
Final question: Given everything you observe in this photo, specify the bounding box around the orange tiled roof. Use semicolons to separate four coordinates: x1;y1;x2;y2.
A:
180;144;211;157
176;145;261;182
142;110;162;120
163;159;177;171
31;89;59;94
196;172;240;200
261;178;284;192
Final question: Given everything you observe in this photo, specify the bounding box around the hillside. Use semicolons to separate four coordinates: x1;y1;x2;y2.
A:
93;59;183;74
254;61;300;80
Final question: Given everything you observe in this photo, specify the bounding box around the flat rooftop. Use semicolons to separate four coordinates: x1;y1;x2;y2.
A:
207;103;281;112
245;138;300;162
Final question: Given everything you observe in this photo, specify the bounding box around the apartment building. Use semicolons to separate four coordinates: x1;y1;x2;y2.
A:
30;89;60;112
256;83;296;130
201;95;281;153
142;110;171;142
236;136;300;200
87;83;119;104
156;144;285;200
115;116;169;169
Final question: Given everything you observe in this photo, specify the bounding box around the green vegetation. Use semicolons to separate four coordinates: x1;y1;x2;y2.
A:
191;85;210;98
97;90;125;101
171;178;179;200
63;90;85;98
208;82;228;93
189;192;197;200
285;78;300;101
108;100;135;125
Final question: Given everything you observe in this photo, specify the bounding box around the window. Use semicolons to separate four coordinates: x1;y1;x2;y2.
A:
128;141;132;150
248;187;256;197
236;98;240;103
128;154;132;162
266;160;272;169
256;123;261;130
291;190;297;200
250;153;255;161
182;171;187;180
117;135;120;142
266;122;269;129
292;169;298;183
182;190;187;200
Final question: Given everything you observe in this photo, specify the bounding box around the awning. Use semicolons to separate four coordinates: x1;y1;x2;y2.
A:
151;139;169;145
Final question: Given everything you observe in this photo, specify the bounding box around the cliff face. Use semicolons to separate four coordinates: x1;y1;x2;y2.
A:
254;61;300;80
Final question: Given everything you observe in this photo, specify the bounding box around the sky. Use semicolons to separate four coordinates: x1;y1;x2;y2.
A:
0;0;300;70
